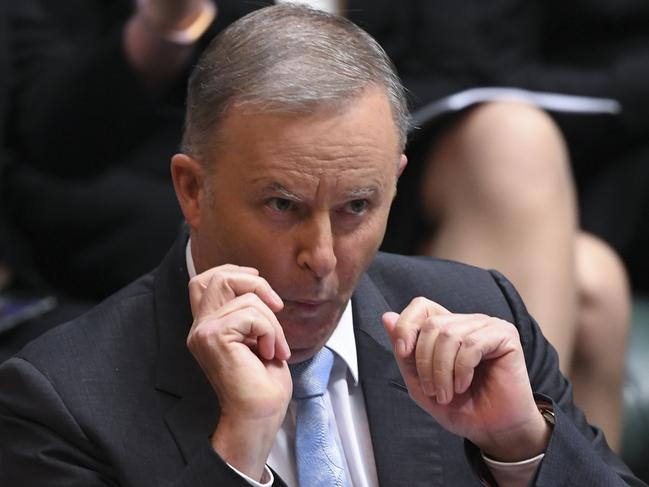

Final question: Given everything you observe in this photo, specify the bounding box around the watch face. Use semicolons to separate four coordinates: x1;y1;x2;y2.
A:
538;405;556;426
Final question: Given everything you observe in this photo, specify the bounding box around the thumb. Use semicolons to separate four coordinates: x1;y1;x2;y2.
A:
382;311;400;333
382;311;419;393
382;311;408;357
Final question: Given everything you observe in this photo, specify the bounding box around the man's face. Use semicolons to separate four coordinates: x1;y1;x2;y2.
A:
191;88;405;363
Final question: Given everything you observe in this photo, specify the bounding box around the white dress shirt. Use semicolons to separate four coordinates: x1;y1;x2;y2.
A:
266;301;379;487
185;242;543;486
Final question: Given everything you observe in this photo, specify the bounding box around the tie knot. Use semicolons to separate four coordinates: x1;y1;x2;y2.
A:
290;347;335;399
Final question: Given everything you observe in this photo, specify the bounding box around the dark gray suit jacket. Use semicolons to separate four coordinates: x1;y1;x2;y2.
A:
0;235;643;486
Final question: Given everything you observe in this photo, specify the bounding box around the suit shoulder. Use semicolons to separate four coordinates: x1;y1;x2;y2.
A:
367;252;518;320
17;272;157;378
369;251;497;289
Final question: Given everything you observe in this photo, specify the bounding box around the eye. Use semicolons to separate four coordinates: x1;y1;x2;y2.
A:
268;198;295;212
345;199;369;215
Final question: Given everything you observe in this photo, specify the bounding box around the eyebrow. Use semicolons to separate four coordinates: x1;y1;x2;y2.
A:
347;186;378;199
262;182;379;201
263;183;304;201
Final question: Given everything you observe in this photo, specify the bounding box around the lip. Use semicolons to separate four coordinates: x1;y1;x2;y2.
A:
282;298;330;316
284;299;328;307
290;299;328;305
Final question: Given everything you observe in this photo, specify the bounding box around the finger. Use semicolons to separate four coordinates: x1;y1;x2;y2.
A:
391;297;450;357
408;313;493;402
226;306;278;359
381;311;405;355
411;314;480;399
453;319;521;395
383;311;423;389
216;293;291;360
189;303;280;363
190;268;283;319
188;265;260;316
428;317;491;404
415;317;441;397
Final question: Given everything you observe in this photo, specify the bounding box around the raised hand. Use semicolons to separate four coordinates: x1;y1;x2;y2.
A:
125;0;216;84
135;0;214;31
186;264;291;481
383;298;551;462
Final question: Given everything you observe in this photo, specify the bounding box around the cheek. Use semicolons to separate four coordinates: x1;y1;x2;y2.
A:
336;223;384;280
236;231;296;277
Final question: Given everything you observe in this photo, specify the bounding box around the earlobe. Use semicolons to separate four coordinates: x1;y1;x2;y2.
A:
397;154;408;177
171;153;204;229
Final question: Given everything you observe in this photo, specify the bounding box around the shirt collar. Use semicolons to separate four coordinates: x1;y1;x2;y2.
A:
185;240;359;385
186;239;197;279
325;301;359;385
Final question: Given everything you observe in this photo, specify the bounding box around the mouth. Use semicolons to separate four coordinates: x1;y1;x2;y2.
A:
281;298;331;317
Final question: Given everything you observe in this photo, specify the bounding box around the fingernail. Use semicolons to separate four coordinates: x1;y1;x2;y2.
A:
272;290;283;306
436;388;447;404
422;380;435;396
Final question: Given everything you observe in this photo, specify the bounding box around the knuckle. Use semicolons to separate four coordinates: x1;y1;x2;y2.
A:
246;307;267;325
214;273;231;293
421;317;437;331
254;283;273;300
471;313;489;321
188;275;202;292
462;334;478;349
411;296;429;308
454;354;473;371
437;325;455;340
240;292;264;307
187;323;217;348
254;276;271;291
505;324;520;341
415;358;432;371
432;365;447;381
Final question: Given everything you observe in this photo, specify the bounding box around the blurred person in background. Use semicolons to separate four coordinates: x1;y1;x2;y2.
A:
1;0;639;451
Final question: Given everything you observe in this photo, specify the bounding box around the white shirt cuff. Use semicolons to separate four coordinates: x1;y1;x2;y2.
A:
482;452;544;487
226;463;274;487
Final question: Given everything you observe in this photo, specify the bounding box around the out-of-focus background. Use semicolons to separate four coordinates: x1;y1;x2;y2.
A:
1;0;647;480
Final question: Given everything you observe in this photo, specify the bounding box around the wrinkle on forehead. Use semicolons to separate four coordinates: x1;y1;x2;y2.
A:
208;87;402;191
248;165;387;204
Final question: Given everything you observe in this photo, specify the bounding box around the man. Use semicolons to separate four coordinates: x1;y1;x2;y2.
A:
0;5;643;486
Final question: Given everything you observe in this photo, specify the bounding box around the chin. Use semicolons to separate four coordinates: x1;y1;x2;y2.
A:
283;328;332;364
278;307;342;362
287;350;316;364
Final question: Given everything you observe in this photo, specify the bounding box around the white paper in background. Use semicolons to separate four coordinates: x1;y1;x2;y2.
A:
412;87;622;127
274;0;342;15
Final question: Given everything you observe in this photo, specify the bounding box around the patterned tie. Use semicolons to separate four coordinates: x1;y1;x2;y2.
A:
290;347;349;487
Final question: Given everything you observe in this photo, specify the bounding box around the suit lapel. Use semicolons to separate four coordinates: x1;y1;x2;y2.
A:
353;274;445;487
150;234;290;487
151;233;221;462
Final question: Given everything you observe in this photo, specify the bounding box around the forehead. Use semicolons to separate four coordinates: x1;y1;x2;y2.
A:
208;88;401;185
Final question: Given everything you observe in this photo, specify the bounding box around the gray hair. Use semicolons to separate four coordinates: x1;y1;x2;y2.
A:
181;4;410;160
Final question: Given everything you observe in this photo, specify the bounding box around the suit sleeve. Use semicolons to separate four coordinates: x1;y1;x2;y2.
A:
487;270;646;486
0;357;261;487
0;357;116;486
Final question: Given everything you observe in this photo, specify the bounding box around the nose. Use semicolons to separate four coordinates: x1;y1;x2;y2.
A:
296;212;337;279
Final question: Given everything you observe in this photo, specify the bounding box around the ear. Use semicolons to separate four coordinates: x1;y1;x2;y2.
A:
397;154;408;177
171;153;205;230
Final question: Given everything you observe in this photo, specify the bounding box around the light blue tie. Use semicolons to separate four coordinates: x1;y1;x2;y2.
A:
290;347;349;487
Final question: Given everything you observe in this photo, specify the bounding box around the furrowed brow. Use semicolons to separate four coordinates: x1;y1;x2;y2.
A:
263;182;304;201
346;186;378;199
